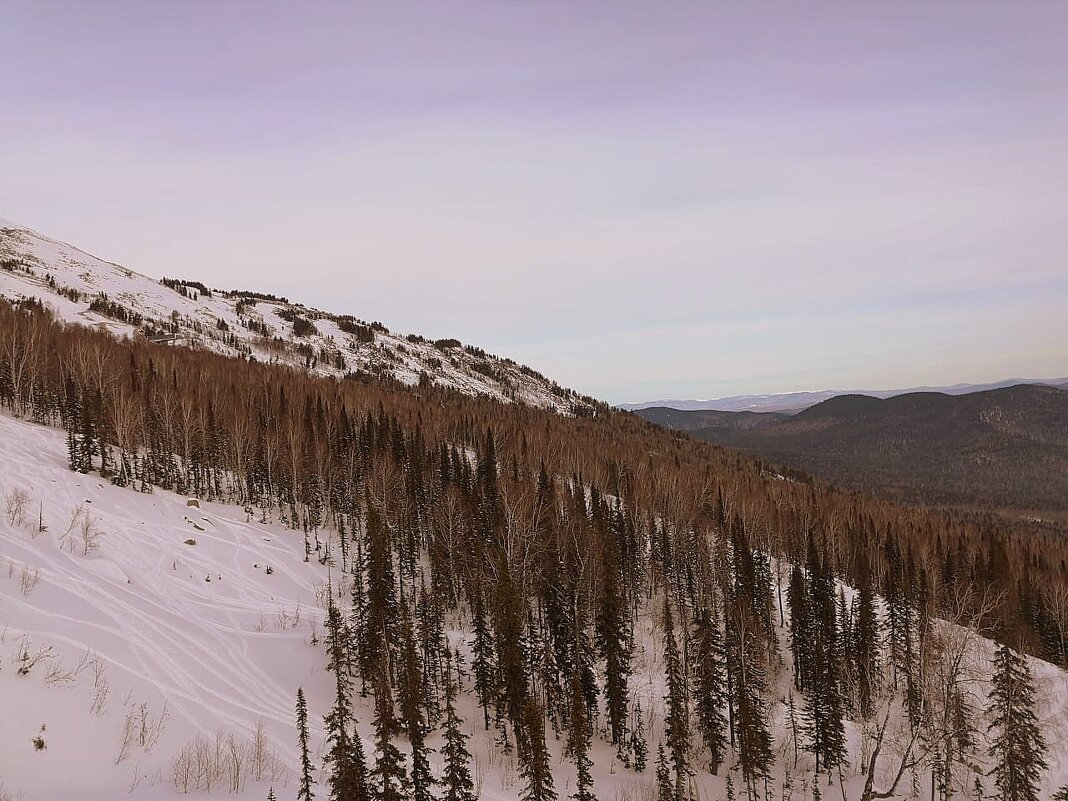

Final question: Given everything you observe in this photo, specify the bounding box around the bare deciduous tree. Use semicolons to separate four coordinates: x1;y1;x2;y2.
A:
4;487;30;526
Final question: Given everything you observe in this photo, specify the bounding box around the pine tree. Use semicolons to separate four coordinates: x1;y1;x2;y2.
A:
987;643;1048;801
296;686;316;801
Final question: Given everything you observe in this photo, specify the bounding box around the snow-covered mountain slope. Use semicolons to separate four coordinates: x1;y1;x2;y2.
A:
0;221;594;415
4;410;1068;801
0;413;319;800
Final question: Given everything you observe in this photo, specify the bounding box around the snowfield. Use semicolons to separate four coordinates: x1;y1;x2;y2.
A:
0;412;325;800
4;410;1068;800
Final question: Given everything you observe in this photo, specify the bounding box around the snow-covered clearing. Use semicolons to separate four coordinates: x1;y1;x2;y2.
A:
0;413;325;800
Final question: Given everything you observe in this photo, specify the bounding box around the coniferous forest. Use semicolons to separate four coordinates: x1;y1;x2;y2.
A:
2;297;1066;800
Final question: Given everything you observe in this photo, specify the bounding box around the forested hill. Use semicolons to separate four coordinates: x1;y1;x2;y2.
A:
3;296;1068;798
0;220;598;415
635;384;1068;526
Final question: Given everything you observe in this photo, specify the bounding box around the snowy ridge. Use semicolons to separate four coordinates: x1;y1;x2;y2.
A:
0;221;594;415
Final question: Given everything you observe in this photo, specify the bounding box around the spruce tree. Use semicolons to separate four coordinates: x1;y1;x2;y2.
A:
370;671;407;801
471;588;496;730
296;686;316;801
440;653;476;801
854;554;880;719
987;643;1048;801
595;514;631;748
364;505;398;681
518;698;557;801
630;699;648;772
323;601;368;801
655;745;673;801
787;563;810;693
399;611;435;801
662;597;690;801
568;658;596;801
802;549;846;775
693;606;728;774
727;601;773;799
493;553;529;744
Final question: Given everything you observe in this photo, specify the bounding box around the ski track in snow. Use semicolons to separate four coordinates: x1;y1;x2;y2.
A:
0;412;329;800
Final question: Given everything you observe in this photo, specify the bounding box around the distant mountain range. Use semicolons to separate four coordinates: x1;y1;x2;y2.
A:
635;383;1068;525
620;378;1068;413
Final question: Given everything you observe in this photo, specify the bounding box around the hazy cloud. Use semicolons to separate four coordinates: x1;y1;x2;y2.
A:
3;1;1066;401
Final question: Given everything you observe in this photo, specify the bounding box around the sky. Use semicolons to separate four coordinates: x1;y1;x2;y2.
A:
2;1;1067;403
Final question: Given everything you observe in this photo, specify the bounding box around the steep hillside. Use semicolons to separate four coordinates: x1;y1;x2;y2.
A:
636;385;1068;523
0;413;315;800
4;412;1068;801
4;259;1068;800
6;299;1068;798
0;220;596;416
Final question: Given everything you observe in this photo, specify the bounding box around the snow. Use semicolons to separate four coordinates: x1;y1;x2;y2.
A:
3;411;1068;799
0;413;323;800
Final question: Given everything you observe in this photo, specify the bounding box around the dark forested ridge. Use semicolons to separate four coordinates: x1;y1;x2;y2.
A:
3;297;1067;798
636;385;1068;527
634;407;790;433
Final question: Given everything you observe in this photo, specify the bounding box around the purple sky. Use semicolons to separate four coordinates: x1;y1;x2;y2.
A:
3;1;1067;402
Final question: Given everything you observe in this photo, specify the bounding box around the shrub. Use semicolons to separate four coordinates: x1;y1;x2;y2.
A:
291;316;316;338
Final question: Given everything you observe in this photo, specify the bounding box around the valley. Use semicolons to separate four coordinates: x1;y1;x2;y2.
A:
635;385;1068;530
